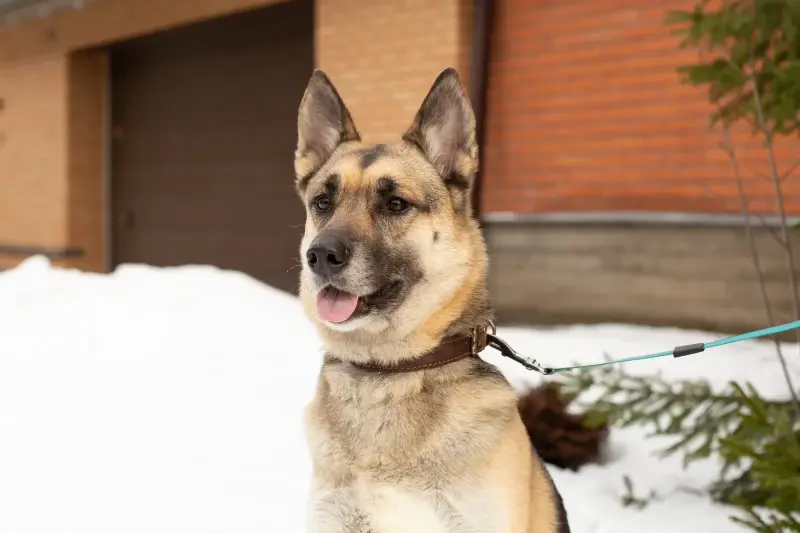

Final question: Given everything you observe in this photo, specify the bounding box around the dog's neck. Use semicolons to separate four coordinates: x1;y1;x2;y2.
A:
317;275;492;368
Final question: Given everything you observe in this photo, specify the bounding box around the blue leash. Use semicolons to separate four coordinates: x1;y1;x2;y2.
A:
486;319;800;375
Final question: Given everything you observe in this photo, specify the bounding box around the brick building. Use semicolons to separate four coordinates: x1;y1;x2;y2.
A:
0;0;797;333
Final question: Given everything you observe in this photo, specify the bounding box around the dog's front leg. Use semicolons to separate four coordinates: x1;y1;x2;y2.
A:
307;487;374;533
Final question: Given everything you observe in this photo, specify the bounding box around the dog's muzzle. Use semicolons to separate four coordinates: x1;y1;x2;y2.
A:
305;232;352;280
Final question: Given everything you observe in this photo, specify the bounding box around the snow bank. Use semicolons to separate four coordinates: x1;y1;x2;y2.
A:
0;256;795;532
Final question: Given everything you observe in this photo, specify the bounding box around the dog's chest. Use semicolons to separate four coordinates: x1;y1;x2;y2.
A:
306;371;513;532
311;376;456;467
307;415;508;531
310;481;503;533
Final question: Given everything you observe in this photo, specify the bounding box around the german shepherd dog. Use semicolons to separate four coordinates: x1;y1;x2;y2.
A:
294;67;570;533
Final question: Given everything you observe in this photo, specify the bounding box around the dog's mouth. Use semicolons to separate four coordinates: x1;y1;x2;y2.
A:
316;281;402;323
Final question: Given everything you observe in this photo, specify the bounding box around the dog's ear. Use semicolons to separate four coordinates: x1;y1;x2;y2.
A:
295;70;360;188
402;68;478;191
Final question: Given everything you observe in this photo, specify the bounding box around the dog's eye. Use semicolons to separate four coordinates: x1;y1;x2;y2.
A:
386;197;410;214
314;195;332;212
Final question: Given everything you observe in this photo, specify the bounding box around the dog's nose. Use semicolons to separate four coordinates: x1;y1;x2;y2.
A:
306;233;351;276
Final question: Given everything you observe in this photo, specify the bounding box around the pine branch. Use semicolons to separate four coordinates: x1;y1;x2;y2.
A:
620;475;659;509
732;508;800;533
557;366;794;468
561;365;800;531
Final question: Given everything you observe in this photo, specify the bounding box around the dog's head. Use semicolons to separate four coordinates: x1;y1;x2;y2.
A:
293;68;488;344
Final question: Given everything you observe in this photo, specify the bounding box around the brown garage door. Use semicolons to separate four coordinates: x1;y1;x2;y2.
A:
111;0;311;294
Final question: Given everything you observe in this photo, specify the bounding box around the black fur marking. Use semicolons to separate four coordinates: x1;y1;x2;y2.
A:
364;238;424;314
530;446;572;533
555;487;571;533
433;231;439;243
361;144;387;169
324;174;339;195
296;170;316;193
374;176;431;214
311;175;339;224
376;176;396;196
445;171;470;190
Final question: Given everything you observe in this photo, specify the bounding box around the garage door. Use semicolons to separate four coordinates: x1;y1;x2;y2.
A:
111;0;311;294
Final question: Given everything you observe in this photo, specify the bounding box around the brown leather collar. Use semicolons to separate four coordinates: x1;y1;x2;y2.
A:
350;325;490;373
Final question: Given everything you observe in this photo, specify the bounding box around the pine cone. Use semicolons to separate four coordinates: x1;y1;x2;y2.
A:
517;383;609;472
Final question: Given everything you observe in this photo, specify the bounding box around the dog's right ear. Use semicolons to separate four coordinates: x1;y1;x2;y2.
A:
402;68;478;192
295;70;360;189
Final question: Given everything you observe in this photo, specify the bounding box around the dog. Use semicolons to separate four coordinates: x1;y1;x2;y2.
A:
293;67;570;533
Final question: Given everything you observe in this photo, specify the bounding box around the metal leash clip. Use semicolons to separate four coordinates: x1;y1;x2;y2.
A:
485;333;555;375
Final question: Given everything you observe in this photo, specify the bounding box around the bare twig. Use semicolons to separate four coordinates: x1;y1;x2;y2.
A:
755;161;800;184
745;55;800;355
719;126;800;420
748;215;786;251
700;181;789;250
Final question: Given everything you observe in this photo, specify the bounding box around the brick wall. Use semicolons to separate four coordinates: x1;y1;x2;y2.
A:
0;54;69;269
482;0;800;215
316;0;473;143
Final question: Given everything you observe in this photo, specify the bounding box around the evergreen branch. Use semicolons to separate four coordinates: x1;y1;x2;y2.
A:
558;364;799;480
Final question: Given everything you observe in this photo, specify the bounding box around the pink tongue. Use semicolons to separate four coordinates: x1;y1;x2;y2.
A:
316;289;359;323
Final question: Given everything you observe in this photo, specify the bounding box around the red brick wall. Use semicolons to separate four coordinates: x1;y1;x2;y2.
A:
481;0;800;215
316;0;472;143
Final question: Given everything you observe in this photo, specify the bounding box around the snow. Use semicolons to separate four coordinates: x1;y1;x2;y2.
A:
0;256;797;532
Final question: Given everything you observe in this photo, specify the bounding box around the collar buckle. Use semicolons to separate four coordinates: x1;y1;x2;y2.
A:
470;321;495;356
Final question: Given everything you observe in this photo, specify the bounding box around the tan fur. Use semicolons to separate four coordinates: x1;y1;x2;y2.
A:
295;68;568;532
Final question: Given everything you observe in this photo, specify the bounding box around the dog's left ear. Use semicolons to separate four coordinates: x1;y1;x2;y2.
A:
295;70;361;188
402;68;478;190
